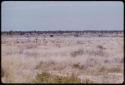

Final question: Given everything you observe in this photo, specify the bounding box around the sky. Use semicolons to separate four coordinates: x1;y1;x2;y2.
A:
1;1;124;31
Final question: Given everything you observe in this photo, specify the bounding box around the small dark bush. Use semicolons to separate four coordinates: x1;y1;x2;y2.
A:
73;63;84;69
50;35;54;37
71;49;84;57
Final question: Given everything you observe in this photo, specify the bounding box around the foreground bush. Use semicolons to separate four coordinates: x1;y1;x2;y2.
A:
33;72;81;83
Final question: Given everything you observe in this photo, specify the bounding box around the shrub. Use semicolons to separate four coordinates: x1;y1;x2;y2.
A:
73;63;84;69
74;34;79;37
70;49;84;57
50;35;54;37
33;72;81;83
97;45;105;50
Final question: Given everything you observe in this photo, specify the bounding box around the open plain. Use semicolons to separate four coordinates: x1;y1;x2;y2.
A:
1;32;124;83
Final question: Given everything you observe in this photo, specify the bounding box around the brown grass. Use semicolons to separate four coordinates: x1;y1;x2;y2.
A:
1;34;124;83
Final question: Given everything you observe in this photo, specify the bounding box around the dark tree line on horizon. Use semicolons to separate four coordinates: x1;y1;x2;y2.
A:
1;30;123;38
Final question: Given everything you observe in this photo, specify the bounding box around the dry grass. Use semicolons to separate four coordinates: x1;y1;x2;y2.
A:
33;72;81;83
1;34;124;83
70;49;84;57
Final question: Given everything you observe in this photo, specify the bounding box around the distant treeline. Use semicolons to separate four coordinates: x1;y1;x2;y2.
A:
2;30;123;35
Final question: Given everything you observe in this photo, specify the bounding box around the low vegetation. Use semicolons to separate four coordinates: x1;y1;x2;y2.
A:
1;32;123;83
33;72;81;83
70;49;84;57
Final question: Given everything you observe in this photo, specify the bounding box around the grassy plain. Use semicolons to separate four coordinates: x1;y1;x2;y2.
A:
1;32;124;83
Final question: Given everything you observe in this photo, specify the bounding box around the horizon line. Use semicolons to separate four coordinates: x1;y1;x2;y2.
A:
1;30;124;32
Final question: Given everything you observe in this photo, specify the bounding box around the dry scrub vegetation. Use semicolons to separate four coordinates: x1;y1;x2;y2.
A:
1;34;124;83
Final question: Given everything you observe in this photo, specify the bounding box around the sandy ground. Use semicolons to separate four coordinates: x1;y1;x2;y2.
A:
1;34;124;83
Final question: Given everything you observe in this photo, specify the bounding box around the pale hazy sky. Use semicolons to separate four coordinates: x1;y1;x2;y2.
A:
2;1;123;31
